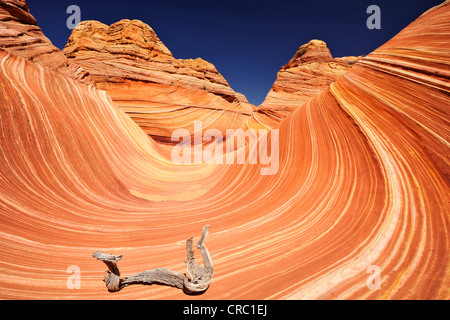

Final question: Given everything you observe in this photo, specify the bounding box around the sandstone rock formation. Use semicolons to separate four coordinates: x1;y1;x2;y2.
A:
0;0;94;85
0;0;449;300
63;19;254;143
255;39;362;126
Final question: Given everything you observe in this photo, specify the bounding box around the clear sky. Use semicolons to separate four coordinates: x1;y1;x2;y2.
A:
28;0;442;106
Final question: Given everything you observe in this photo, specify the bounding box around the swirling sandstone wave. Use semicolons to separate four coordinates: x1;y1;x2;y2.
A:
0;1;449;300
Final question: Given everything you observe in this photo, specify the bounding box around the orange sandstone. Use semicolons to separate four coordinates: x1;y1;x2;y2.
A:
0;0;448;301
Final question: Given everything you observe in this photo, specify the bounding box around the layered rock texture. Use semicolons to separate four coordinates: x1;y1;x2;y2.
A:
63;19;254;143
254;40;362;126
0;0;94;85
0;0;449;300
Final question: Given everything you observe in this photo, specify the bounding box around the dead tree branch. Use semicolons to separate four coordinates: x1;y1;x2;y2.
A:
92;225;213;295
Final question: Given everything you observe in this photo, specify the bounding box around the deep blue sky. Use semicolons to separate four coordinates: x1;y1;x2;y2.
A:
28;0;442;106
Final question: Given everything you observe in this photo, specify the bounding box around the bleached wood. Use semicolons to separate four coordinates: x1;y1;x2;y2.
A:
92;225;213;294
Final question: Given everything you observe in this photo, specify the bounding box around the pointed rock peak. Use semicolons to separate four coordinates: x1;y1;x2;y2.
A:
286;39;333;67
179;57;219;72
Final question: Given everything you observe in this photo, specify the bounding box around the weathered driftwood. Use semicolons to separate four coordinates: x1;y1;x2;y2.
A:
92;225;213;294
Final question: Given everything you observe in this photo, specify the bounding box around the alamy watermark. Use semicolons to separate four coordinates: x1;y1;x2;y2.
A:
66;5;81;30
366;265;381;290
171;121;280;176
66;265;81;289
367;5;381;30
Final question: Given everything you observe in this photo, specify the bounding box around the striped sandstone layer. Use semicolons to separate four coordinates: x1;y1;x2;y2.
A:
0;0;449;300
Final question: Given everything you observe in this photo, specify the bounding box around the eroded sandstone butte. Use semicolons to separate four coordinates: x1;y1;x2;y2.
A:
0;0;449;300
254;39;362;127
63;19;255;143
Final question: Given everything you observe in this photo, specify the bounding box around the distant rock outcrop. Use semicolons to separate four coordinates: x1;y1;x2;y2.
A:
63;19;254;143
